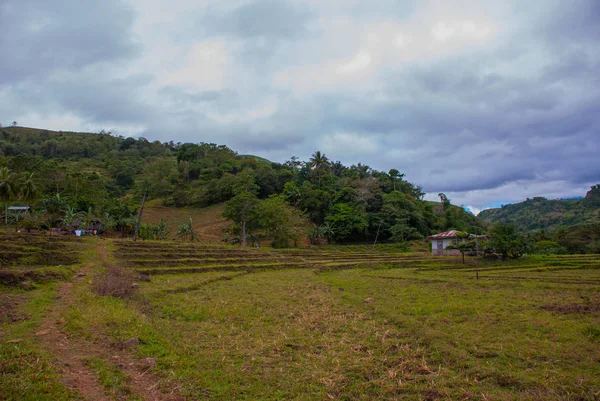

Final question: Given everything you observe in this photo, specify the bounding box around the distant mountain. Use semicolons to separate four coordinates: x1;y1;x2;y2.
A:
478;185;600;231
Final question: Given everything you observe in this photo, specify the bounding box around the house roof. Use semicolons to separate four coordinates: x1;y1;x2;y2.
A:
8;206;30;211
427;230;459;239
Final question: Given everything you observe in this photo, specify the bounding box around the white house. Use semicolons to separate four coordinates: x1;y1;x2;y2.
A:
427;230;461;256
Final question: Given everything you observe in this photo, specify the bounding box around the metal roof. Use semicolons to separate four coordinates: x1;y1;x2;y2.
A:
8;206;30;210
427;230;459;239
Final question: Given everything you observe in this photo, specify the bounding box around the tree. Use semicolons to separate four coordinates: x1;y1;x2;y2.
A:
389;221;423;243
446;232;474;264
283;181;301;206
388;169;404;191
438;192;450;209
324;203;368;242
60;206;85;230
256;195;302;248
20;172;41;205
488;224;529;259
102;212;117;234
308;151;330;189
222;191;260;246
0;167;18;227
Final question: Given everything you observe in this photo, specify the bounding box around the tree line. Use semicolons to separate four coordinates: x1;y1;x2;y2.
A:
0;126;487;245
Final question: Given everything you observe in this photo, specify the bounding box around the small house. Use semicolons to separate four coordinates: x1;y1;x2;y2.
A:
428;230;488;256
427;230;462;256
7;206;30;222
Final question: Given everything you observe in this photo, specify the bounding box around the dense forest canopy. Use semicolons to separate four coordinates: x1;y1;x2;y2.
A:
0;126;487;244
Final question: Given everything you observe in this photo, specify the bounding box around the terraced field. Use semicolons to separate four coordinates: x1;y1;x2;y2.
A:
2;236;599;400
0;233;83;285
113;241;439;275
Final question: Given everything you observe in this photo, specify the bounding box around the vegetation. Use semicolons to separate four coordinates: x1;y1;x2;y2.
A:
478;188;600;231
2;236;599;400
0;126;485;244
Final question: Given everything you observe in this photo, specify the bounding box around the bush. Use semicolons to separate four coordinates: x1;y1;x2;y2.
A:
534;240;566;255
92;265;137;298
18;216;42;232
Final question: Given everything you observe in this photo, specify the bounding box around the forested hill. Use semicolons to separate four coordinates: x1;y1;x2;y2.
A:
0;126;486;244
478;185;600;231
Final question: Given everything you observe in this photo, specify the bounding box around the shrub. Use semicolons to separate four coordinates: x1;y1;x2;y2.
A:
92;265;137;298
534;240;566;255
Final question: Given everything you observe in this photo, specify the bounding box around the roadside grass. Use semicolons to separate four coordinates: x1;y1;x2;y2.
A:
85;357;141;401
0;282;78;401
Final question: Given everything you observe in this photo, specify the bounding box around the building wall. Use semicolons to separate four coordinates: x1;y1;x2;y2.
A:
431;238;460;256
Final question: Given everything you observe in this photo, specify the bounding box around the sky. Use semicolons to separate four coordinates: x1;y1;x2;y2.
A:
1;0;599;213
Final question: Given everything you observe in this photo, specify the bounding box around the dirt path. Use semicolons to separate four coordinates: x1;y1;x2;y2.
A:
38;241;185;401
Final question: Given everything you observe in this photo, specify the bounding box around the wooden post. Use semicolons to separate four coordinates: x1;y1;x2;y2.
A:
475;259;479;280
133;190;147;242
372;221;382;251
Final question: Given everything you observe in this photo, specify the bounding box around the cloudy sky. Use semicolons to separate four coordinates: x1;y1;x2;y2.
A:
1;0;599;212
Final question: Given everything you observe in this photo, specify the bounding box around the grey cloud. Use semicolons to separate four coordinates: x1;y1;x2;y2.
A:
203;0;314;40
0;0;140;85
2;0;600;210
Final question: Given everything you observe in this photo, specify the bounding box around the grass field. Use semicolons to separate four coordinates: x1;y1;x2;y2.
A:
1;235;599;400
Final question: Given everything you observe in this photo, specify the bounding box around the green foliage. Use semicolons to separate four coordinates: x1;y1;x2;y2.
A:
139;218;171;240
533;240;566;255
479;185;600;232
487;224;530;259
255;196;303;248
0;126;490;244
222;191;261;246
325;203;368;243
446;239;475;263
176;218;199;242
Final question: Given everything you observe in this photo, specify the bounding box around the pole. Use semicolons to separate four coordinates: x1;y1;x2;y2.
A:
133;190;147;241
372;221;382;251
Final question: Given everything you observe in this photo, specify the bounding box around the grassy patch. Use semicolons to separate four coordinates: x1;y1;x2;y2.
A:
0;283;77;401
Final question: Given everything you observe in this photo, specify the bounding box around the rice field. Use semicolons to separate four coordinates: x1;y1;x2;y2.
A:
1;236;599;400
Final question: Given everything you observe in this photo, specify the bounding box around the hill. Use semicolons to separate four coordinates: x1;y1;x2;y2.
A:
478;185;600;231
1;125;487;244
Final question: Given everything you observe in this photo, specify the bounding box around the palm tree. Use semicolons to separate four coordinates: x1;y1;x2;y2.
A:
309;151;330;189
308;225;324;245
20;172;41;206
101;212;117;234
320;222;335;242
84;206;95;231
60;206;85;231
0;167;18;227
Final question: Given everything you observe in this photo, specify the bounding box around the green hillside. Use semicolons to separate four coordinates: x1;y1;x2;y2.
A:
478;186;600;231
0;126;484;245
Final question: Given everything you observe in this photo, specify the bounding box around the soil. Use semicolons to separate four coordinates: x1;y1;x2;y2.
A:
38;242;186;400
0;295;29;326
541;302;600;314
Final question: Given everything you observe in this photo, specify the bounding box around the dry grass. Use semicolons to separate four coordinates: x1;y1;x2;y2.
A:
142;203;230;243
92;264;137;299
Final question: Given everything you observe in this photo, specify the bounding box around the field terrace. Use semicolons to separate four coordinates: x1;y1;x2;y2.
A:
1;236;599;400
